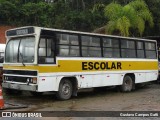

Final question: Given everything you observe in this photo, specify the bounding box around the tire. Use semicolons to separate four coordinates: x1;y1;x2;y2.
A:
56;79;72;100
120;75;133;92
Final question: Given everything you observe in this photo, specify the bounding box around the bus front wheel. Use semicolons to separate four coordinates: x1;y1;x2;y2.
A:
56;79;72;100
120;75;133;92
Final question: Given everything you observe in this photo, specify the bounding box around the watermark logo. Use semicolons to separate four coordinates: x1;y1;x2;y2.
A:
2;112;11;117
1;112;42;118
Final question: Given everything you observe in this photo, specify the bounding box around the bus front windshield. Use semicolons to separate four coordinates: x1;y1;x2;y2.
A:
5;36;35;63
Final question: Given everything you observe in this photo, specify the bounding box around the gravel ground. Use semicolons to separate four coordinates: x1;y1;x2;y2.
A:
1;82;160;120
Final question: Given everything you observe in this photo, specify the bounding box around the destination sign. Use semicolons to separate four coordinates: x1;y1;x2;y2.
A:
6;27;34;36
16;29;28;35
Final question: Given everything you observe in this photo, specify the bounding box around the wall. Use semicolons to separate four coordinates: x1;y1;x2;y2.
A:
0;26;15;44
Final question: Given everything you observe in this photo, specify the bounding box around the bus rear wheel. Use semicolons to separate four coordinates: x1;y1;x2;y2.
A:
56;79;72;100
120;75;133;92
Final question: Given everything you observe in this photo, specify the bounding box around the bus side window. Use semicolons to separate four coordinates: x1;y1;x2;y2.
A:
56;34;80;57
145;42;156;59
121;40;136;58
81;36;101;57
137;41;145;58
103;38;120;58
38;37;54;64
0;57;3;63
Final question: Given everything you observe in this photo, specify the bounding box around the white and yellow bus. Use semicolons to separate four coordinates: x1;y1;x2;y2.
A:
2;26;158;100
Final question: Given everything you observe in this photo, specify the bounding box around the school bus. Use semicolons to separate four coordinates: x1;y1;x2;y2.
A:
2;26;158;100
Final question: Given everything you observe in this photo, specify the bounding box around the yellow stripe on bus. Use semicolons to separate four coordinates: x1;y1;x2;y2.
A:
3;60;158;73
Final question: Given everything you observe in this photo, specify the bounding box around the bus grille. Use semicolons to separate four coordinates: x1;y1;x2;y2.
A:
3;70;37;83
5;76;28;83
3;70;37;76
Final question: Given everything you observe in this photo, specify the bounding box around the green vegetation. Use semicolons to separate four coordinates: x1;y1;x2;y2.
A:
104;0;153;36
0;0;160;37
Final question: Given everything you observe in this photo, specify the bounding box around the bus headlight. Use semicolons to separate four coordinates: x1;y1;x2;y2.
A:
32;77;37;84
27;78;30;84
27;77;37;84
5;76;8;80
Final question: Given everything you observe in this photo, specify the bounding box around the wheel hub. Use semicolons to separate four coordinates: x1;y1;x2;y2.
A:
62;83;70;95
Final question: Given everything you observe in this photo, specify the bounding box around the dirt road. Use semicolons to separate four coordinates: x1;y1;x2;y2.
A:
2;82;160;119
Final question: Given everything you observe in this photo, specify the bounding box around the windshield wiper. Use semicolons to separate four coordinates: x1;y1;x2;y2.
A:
19;52;25;66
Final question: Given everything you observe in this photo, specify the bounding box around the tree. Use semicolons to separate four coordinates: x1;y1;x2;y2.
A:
129;0;153;35
91;3;107;31
143;0;160;36
0;1;16;24
20;2;52;27
104;0;153;37
0;0;157;36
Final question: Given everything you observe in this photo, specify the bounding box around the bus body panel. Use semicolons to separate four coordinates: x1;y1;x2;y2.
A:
38;75;57;92
3;58;158;92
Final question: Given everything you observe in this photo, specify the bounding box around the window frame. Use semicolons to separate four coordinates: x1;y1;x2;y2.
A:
102;37;120;58
56;32;80;57
120;39;136;58
144;41;157;59
81;35;102;57
38;35;55;64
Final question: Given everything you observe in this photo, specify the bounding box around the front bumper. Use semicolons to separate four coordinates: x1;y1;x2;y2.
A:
2;82;37;91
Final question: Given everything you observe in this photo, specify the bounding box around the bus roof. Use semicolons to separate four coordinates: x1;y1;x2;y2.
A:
6;26;156;42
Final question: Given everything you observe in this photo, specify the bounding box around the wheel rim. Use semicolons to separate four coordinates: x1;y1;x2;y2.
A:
62;83;70;95
124;78;132;91
125;80;131;86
